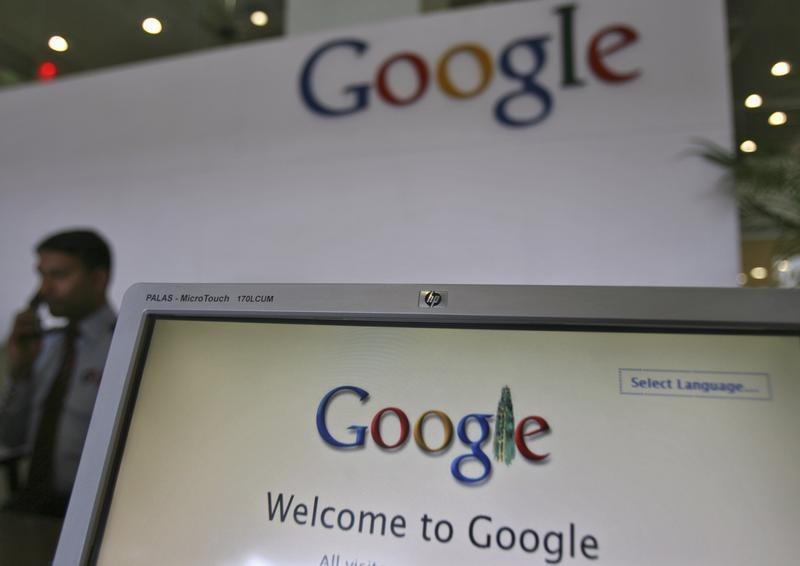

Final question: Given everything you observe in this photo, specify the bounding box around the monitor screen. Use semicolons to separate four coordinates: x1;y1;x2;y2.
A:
56;285;800;565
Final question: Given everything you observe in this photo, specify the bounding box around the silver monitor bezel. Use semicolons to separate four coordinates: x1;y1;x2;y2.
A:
54;283;800;564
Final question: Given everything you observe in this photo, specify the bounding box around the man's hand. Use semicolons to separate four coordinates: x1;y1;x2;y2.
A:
6;308;42;381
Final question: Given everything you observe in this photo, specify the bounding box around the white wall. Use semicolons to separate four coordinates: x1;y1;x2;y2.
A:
287;0;418;35
0;0;735;332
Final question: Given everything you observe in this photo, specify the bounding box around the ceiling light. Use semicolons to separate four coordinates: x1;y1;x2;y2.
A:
142;17;163;35
768;111;787;126
739;140;757;153
744;94;762;108
777;260;790;273
48;36;69;52
771;61;791;77
250;11;269;27
749;267;768;280
736;273;747;286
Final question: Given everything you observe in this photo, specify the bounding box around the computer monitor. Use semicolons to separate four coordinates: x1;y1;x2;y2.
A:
56;284;800;565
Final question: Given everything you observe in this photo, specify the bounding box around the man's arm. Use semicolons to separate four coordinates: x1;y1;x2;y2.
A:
0;308;41;448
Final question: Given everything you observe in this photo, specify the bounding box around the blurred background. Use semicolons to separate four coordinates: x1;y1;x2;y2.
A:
1;0;797;287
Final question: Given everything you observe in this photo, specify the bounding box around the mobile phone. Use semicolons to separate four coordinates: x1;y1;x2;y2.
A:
27;290;67;331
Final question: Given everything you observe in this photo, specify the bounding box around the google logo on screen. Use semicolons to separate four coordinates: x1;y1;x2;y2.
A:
316;385;551;485
299;4;641;128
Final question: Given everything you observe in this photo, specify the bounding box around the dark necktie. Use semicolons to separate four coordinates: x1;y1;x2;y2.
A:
25;323;78;494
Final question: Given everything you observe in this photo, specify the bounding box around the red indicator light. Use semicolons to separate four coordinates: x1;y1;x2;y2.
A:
38;61;58;80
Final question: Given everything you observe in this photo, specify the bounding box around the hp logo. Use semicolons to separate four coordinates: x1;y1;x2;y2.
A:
419;290;448;308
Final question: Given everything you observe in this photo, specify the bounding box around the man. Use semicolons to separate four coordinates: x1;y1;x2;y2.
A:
0;229;115;517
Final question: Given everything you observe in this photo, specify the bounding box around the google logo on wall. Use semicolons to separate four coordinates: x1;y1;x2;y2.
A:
316;385;551;485
299;4;641;128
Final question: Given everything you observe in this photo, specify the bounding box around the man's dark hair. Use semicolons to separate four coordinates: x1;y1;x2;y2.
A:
36;229;112;273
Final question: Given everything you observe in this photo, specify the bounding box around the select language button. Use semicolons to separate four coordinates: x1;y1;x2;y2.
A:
619;369;771;401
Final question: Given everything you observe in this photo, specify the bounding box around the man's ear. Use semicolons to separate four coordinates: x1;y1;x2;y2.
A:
90;268;110;295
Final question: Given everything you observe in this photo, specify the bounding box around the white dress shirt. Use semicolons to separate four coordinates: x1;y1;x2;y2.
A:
0;303;115;495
